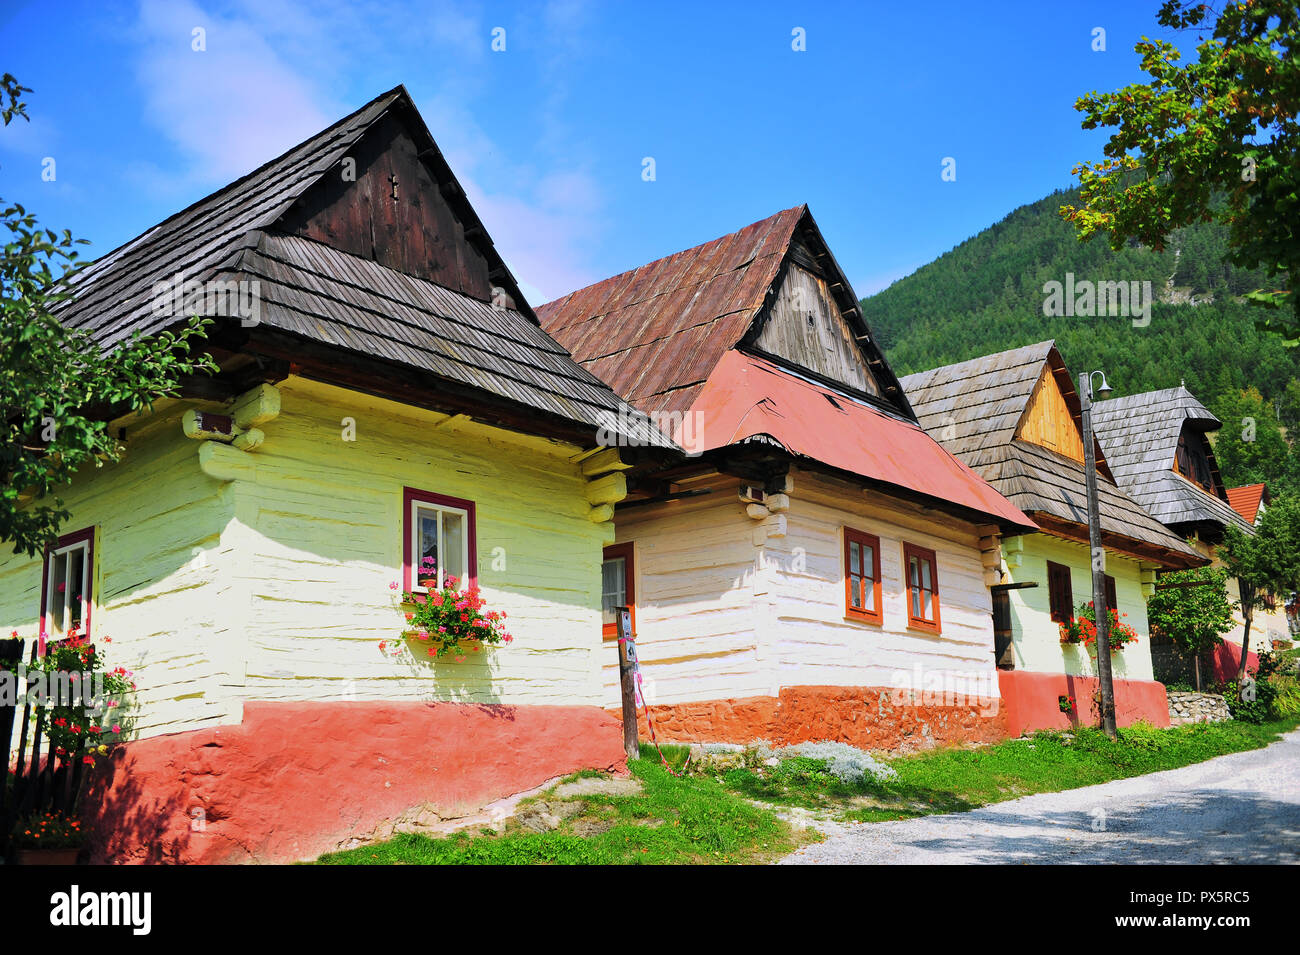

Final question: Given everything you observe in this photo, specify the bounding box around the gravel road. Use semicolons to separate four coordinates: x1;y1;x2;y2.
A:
780;727;1300;865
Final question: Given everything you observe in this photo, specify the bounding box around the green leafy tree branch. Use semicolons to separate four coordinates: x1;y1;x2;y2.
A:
1062;1;1300;339
1;75;215;556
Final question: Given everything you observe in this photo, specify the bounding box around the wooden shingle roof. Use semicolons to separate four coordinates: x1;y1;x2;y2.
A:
52;86;668;448
536;206;910;420
536;208;802;417
225;231;664;438
900;343;1203;567
1091;386;1251;534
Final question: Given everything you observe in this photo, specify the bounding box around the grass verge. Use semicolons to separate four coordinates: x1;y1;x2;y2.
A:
315;746;804;865
314;717;1296;863
714;718;1298;822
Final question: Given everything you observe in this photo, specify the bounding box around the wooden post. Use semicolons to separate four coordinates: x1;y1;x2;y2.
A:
615;606;639;762
1079;371;1117;739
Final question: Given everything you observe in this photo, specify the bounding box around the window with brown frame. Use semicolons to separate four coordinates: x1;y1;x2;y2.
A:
601;542;635;640
1047;561;1073;623
903;542;941;633
1104;574;1118;614
843;528;882;623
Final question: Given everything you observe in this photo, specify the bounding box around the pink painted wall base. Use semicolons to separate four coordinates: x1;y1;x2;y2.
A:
1209;641;1259;683
997;670;1171;735
82;701;627;864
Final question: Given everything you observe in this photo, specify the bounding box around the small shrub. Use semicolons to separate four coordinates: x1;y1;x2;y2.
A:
776;741;898;784
1223;650;1280;724
1270;673;1300;720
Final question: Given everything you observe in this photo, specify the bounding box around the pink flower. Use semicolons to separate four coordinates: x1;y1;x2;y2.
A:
111;724;121;734
389;582;399;590
426;648;436;657
417;631;430;641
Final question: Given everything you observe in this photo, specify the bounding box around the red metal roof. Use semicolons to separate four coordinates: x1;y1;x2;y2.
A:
1226;483;1268;525
684;351;1037;529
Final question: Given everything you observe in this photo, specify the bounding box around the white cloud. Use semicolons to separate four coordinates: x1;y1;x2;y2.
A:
124;0;609;304
132;0;334;185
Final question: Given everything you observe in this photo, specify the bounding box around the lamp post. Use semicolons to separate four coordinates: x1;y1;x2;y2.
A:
1079;369;1117;739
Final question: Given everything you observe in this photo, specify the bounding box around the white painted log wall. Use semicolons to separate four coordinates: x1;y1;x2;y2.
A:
606;466;1002;707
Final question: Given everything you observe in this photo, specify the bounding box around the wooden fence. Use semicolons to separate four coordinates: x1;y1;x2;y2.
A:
0;637;90;854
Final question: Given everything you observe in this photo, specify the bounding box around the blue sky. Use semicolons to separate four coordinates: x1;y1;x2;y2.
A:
0;0;1193;304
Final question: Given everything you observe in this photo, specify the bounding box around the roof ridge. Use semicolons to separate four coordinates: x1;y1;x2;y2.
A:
539;204;805;310
74;86;405;282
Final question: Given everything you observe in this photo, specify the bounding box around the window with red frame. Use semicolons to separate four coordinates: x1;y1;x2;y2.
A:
601;542;635;640
903;542;941;633
843;527;882;624
41;527;95;638
402;487;477;594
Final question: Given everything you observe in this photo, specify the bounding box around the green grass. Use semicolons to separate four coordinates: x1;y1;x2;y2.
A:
315;744;803;865
715;718;1298;823
314;718;1297;863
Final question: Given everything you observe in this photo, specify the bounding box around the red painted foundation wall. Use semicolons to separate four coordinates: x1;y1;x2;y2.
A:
81;701;626;865
997;671;1170;735
630;685;1008;753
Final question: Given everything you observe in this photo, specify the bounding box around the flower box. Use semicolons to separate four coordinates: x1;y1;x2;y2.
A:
15;847;81;865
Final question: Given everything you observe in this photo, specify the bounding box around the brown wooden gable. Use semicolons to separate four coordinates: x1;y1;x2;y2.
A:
277;110;496;303
748;259;883;398
274;102;520;311
1015;364;1085;463
739;216;907;415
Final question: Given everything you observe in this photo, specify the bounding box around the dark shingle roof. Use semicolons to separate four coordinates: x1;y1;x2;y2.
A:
227;232;665;441
900;342;1203;566
1091;386;1251;534
52;86;668;447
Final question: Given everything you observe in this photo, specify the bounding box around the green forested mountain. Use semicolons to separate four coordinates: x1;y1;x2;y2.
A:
861;187;1300;496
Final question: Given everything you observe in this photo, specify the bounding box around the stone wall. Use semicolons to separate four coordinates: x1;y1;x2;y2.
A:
1167;691;1231;726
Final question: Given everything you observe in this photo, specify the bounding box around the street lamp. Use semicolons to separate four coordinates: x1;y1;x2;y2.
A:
1079;369;1117;739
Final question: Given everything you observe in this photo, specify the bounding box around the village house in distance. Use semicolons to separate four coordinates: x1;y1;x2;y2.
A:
0;86;676;864
900;343;1206;731
1090;388;1285;681
539;207;1044;751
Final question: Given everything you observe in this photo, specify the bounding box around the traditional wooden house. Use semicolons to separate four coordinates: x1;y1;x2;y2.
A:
899;343;1205;732
538;207;1038;752
0;86;674;863
1090;389;1283;676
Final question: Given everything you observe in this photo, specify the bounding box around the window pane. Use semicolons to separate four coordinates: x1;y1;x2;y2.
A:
602;557;626;625
850;573;863;608
418;510;439;584
909;557;921;616
921;559;932;593
442;512;465;583
849;541;860;576
50;552;68;633
863;544;875;582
